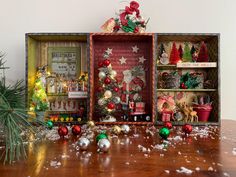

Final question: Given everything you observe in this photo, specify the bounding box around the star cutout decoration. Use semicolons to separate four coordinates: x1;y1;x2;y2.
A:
105;48;113;55
132;45;139;53
119;56;127;65
138;56;146;63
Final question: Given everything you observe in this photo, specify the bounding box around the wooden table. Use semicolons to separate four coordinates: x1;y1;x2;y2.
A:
0;120;236;177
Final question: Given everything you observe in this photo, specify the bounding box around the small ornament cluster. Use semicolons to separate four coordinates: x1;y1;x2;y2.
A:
101;1;149;33
96;48;121;121
30;66;49;112
159;41;209;65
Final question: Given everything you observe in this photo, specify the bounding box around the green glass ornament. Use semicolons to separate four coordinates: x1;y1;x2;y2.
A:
159;127;170;139
96;133;108;142
46;120;54;129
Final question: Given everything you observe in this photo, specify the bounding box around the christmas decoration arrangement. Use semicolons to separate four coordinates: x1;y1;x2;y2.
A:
158;41;210;65
30;66;49;119
96;48;120;122
192;95;212;122
180;72;200;89
101;1;149;33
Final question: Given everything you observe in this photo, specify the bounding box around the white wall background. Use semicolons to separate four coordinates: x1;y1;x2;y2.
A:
0;0;235;120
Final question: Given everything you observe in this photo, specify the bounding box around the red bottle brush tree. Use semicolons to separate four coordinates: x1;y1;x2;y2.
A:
197;42;209;62
170;42;180;64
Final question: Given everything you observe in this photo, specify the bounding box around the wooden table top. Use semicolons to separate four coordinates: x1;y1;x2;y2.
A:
0;120;236;177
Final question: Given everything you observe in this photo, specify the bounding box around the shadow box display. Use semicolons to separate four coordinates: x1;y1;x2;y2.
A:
26;33;89;124
89;33;156;125
25;33;220;126
156;34;220;125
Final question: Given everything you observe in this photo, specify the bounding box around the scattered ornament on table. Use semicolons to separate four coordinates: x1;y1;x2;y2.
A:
132;45;139;53
163;121;173;129
121;125;130;134
176;167;193;174
112;125;122;135
182;124;193;134
138;56;146;63
58;126;68;137
159;127;170;139
78;137;90;151
96;132;108;142
87;120;95;128
119;56;127;65
97;138;111;153
159;51;169;65
46;120;54;129
72;125;81;136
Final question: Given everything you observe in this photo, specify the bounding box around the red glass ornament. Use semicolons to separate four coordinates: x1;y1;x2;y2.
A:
97;86;103;92
107;102;115;110
72;125;81;136
113;87;119;92
104;77;111;84
103;59;111;67
164;121;173;129
182;124;192;134
58;126;68;137
98;61;104;67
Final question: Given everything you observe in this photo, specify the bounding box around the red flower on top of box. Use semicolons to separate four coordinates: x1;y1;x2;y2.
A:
101;1;149;33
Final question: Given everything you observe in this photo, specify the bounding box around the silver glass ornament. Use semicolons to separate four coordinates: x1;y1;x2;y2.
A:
97;138;110;152
78;137;90;151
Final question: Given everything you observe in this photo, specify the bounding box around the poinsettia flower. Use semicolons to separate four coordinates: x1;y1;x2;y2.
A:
130;1;139;10
125;6;133;14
